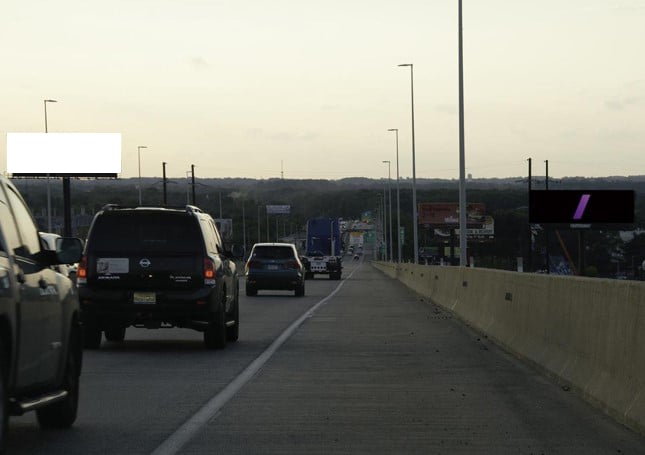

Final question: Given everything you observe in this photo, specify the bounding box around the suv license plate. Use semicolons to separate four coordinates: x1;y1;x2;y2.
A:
267;265;279;270
133;292;156;304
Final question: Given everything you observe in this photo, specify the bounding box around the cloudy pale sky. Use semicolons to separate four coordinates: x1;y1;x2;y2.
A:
1;0;644;180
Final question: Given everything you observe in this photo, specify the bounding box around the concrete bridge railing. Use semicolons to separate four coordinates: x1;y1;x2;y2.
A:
373;261;645;436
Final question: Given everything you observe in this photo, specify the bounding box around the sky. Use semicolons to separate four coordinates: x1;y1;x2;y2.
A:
1;0;644;181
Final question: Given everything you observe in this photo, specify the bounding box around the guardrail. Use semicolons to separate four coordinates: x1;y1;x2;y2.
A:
373;261;645;436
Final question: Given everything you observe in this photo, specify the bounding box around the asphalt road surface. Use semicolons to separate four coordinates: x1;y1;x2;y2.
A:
6;256;645;454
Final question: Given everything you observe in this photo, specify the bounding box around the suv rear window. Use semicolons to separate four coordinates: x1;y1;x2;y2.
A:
251;246;295;260
88;212;202;253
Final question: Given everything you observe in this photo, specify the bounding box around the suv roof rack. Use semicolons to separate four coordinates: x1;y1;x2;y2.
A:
100;204;205;214
185;205;204;214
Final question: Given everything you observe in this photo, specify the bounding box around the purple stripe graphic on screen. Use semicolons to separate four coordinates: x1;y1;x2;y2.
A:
573;194;591;220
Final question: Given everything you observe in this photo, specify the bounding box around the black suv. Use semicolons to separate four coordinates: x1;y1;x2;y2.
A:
77;205;239;350
0;176;84;449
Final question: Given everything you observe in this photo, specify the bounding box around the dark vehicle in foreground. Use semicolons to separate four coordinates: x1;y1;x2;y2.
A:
245;243;305;297
0;176;84;450
77;204;239;350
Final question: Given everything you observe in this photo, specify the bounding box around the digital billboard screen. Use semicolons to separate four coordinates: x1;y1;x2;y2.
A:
529;190;634;225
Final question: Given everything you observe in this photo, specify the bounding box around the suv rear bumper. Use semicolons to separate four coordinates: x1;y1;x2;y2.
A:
246;269;303;290
78;286;217;328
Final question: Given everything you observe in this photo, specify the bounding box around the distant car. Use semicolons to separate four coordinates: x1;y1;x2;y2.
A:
245;243;305;297
77;204;240;350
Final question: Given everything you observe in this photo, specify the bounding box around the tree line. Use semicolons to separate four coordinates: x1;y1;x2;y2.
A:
12;176;645;279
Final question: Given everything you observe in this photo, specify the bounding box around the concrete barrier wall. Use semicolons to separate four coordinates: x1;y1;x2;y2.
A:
373;261;645;436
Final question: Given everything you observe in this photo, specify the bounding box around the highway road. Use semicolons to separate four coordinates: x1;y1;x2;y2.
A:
6;257;645;454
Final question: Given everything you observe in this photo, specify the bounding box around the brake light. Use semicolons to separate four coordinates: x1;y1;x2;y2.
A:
204;258;216;279
77;255;87;279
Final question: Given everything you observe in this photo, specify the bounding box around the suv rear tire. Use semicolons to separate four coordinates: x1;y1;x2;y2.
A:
204;300;227;350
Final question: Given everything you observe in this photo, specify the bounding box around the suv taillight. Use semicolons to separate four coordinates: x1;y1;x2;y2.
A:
204;258;216;279
285;260;299;270
77;255;87;285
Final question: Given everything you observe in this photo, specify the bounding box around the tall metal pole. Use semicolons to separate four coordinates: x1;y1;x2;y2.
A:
398;64;418;264
383;160;393;261
137;145;147;205
458;0;468;266
545;159;550;274
388;129;402;262
162;162;168;205
44;99;57;232
527;158;532;272
190;164;196;205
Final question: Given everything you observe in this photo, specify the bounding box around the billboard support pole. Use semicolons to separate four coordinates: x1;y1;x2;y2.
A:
162;162;168;205
545;160;550;274
63;177;71;236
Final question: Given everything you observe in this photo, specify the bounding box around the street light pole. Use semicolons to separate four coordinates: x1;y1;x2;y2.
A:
458;0;468;266
398;63;418;264
388;128;402;263
44;99;57;232
137;145;147;205
383;160;393;262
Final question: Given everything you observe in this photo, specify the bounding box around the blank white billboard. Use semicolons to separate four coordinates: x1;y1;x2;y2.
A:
6;133;121;175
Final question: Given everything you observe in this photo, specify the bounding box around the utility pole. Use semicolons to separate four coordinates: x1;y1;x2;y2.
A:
545;159;550;274
162;162;168;205
527;158;532;272
191;164;196;205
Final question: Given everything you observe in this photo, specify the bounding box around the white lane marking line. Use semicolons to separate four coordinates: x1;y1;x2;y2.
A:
151;264;361;455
